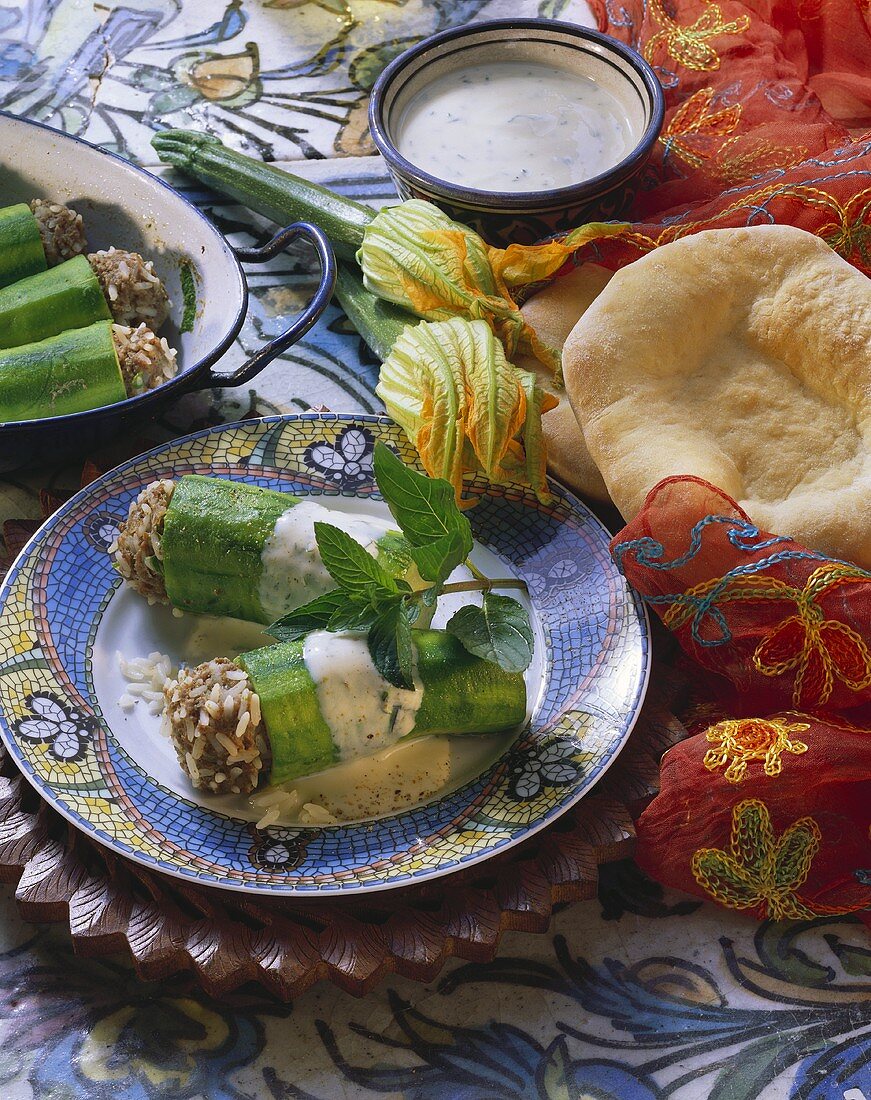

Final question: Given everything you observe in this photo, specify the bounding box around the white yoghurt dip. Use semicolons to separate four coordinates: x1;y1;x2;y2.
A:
302;630;424;762
258;500;391;622
395;60;634;192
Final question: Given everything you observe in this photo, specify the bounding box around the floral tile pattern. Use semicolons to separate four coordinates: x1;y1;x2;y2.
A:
0;884;868;1099
1;0;870;1096
0;0;594;164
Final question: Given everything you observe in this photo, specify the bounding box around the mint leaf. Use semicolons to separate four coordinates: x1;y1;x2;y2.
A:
375;530;414;575
410;531;470;587
368;599;415;689
373;441;472;582
446;592;533;672
265;589;350;642
327;602;379;633
314;521;399;602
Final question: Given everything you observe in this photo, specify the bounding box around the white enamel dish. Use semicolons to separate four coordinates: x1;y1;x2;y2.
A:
0;110;335;470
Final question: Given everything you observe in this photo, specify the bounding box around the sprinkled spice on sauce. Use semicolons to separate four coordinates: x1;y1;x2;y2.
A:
396;60;634;192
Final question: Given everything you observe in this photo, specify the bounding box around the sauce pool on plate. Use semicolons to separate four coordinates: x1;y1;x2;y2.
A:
395;60;634;193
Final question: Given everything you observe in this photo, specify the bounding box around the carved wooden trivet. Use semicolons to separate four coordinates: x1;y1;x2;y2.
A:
0;679;687;1000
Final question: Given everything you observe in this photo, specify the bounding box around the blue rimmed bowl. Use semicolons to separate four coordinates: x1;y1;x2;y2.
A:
0;111;336;471
369;19;664;245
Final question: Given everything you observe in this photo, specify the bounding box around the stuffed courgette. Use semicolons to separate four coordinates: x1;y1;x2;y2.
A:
112;475;416;622
163;629;526;793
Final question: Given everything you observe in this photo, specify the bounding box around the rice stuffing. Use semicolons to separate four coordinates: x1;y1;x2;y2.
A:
112;323;178;395
29;199;87;265
109;478;174;604
163;657;270;796
118;650;174;717
88;246;171;328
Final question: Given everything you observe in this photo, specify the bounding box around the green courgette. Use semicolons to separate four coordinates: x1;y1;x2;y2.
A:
0;204;47;289
239;630;526;784
151;130;419;355
160;474;415;624
149;130;559;504
239;641;336;782
162;475;294;623
0;321;126;423
333;262;412;362
0;255;111;349
151;130;374;260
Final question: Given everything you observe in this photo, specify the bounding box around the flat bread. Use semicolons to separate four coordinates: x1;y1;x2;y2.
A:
563;225;871;567
517;264;612;501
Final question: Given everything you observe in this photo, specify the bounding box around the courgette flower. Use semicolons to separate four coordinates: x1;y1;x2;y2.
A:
376;316;557;505
359;200;628;385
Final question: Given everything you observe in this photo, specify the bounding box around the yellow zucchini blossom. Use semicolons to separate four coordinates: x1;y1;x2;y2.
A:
359;199;628;386
376;317;557;505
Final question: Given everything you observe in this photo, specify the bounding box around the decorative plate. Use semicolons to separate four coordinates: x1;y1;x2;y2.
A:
0;415;649;897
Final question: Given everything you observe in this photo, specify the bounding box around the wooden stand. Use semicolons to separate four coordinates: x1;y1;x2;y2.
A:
0;684;686;1000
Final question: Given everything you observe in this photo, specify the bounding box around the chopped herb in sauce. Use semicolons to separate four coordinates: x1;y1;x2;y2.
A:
396;60;635;192
179;260;197;333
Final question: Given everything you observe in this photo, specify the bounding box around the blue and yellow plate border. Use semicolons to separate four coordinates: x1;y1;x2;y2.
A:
0;415;649;895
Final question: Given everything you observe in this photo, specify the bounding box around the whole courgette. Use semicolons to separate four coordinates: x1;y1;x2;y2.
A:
152;130;374;260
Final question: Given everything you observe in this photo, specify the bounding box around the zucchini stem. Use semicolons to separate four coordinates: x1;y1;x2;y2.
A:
334;262;413;361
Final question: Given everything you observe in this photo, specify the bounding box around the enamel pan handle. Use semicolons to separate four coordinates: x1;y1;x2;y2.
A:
198;221;336;389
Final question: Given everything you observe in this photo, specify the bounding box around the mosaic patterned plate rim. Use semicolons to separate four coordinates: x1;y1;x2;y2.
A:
0;415;649;897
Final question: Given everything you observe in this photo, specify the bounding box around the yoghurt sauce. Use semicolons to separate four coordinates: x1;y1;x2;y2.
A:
395;60;634;192
258;500;391;622
302;630;424;761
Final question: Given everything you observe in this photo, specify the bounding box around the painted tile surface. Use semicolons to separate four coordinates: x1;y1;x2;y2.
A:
0;0;595;165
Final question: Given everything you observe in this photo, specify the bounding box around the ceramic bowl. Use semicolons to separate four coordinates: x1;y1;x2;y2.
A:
369;19;664;245
0;111;336;471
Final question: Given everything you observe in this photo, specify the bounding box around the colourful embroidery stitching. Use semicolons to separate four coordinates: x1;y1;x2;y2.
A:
564;151;871;273
714;138;810;186
691;799;823;919
702;717;810;783
659;87;743;169
752;563;871;706
645;0;751;71
616;519;871;706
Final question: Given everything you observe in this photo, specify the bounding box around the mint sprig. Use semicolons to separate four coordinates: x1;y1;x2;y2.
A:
266;441;533;682
373;441;472;584
313;520;404;601
368;600;415;689
265;589;352;643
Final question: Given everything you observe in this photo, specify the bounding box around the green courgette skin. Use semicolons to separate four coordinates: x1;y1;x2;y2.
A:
239;642;337;785
151;130;373;260
162;475;294;623
239;630;527;785
411;631;526;736
160;475;415;624
334;262;411;362
150;131;419;360
0;204;47;289
0;321;126;422
0;256;111;349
